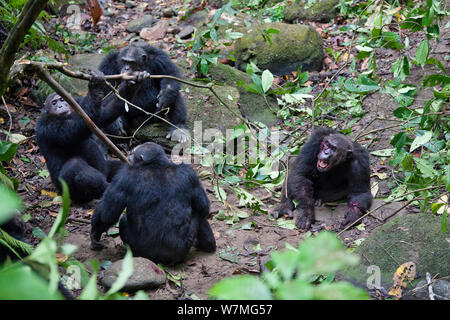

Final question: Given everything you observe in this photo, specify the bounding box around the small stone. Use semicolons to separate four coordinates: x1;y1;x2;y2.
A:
140;20;169;41
126;15;154;33
102;257;166;291
178;25;195;39
162;7;174;17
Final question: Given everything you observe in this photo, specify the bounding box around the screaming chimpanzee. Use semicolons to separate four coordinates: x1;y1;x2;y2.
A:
90;142;216;265
36;70;148;203
272;127;372;230
99;43;189;143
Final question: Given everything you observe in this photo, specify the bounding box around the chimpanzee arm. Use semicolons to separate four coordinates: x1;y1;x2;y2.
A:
90;171;129;249
185;165;210;218
342;149;373;226
95;71;149;127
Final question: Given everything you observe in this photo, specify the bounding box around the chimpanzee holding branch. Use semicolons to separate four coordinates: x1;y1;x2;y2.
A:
90;142;216;265
272;127;372;230
36;70;148;203
98;43;189;142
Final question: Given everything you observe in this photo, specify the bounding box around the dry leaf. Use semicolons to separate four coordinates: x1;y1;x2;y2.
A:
388;261;416;299
41;189;58;198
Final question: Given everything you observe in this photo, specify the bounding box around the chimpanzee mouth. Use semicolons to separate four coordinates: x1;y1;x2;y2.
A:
317;159;328;170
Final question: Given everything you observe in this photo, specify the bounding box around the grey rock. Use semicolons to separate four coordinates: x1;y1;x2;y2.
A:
413;280;450;300
340;214;450;291
126;15;154;33
178;25;195;39
102;257;166;291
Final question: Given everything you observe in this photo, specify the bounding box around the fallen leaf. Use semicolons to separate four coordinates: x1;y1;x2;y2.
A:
388;261;416;299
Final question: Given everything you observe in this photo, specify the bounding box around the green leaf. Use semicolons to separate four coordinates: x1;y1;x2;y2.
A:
0;185;23;225
48;179;71;239
0;141;18;162
106;247;134;295
209;275;272;300
370;148;394;157
79;260;100;300
261;69;274;93
0;264;64;300
344;76;379;93
416;39;429;66
410;131;432;152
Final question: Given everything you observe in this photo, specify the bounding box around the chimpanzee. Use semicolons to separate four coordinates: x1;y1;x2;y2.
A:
90;142;216;265
272;127;372;230
36;70;148;203
98;43;189;142
0;215;26;263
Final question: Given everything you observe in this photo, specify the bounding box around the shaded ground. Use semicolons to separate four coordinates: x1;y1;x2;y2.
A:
1;0;449;299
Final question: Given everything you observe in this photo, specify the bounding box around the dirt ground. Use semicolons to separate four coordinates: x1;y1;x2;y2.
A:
2;0;449;299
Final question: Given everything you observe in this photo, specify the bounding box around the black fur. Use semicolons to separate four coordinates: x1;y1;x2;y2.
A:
35;71;143;203
272;127;372;229
98;43;187;135
90;142;216;265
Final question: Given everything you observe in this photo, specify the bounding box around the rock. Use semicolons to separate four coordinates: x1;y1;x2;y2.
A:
207;63;278;125
178;25;195;39
339;214;450;293
414;280;450;300
235;22;324;75
140;20;169;41
102;257;166;291
133;82;243;147
126;14;154;33
162;7;175;18
283;0;339;23
66;53;106;97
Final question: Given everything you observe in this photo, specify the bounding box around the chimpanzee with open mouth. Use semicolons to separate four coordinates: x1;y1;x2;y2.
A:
271;127;372;230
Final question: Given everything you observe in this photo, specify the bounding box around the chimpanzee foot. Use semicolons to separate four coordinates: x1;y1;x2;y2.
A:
166;128;190;143
341;210;362;228
294;209;314;230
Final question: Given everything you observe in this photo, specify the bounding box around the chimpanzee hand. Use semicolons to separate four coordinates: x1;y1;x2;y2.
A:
89;69;106;87
271;203;293;219
125;71;150;86
341;207;362;228
294;208;314;230
156;84;175;111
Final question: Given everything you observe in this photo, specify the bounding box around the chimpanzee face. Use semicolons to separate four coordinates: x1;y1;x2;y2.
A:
317;134;352;172
44;93;71;116
118;46;148;74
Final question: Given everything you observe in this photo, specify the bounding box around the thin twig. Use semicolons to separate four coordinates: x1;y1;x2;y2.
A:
1;96;12;135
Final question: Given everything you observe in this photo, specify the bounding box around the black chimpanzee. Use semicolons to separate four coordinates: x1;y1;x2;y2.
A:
272;127;372;230
0;215;26;263
98;43;189;142
36;70;148;203
90;142;216;265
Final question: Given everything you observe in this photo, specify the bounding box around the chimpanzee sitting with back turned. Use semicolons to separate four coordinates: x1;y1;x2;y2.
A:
36;70;148;203
98;43;189;143
90;142;216;265
272;127;372;230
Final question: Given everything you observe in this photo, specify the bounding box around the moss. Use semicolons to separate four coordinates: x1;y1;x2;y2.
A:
235;22;324;75
341;214;450;289
284;0;339;23
208;63;278;125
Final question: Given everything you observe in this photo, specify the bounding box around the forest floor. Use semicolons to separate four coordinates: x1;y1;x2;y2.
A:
1;0;449;299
